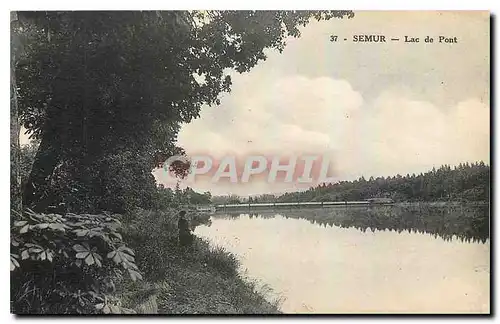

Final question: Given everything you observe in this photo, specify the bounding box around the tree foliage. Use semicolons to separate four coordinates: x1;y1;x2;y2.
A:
229;162;490;204
291;162;490;203
11;11;356;314
15;10;354;212
11;209;141;314
155;185;212;210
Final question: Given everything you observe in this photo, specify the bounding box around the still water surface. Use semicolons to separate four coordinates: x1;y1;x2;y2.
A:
195;207;489;313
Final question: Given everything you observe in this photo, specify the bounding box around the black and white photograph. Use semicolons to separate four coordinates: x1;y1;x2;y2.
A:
9;9;491;315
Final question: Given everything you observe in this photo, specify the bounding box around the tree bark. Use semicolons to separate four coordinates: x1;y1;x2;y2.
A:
16;11;61;211
11;12;21;212
22;134;60;210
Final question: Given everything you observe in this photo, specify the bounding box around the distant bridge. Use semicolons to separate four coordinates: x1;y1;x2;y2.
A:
211;199;394;212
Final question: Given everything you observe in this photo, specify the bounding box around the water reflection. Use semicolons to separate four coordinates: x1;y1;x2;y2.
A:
216;204;489;244
195;210;490;313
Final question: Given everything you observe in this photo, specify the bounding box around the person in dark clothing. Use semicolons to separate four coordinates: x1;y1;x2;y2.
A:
178;210;193;247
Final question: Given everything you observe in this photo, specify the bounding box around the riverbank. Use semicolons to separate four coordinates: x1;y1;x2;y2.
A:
120;209;280;314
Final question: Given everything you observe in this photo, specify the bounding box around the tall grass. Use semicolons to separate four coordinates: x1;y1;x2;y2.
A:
120;208;280;314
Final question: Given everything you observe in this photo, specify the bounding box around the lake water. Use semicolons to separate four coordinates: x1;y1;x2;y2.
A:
194;206;490;314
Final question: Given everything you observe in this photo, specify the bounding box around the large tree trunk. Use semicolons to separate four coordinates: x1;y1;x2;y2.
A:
16;11;61;211
22;134;60;210
11;12;22;212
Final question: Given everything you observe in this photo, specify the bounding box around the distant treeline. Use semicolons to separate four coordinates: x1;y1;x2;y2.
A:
156;183;212;209
211;162;490;204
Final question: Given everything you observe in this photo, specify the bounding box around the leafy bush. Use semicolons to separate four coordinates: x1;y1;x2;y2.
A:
11;209;142;314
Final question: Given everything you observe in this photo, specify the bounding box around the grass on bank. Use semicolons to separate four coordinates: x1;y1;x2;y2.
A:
119;209;281;314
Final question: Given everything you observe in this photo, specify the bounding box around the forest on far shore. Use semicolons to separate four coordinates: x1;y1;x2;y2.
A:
207;162;490;205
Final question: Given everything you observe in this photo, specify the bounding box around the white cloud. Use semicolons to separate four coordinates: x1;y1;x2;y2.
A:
154;11;490;196
358;93;489;177
155;73;489;196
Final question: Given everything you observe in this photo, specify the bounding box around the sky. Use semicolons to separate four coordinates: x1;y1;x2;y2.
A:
19;11;489;197
154;11;490;196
